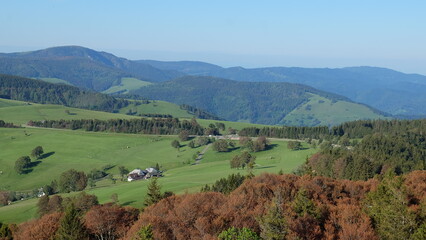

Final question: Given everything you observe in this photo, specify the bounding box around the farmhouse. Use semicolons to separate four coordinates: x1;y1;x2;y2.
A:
127;167;162;182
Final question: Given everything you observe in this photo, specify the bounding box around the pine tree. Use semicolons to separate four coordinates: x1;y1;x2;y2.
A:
292;188;321;219
136;224;154;240
55;204;88;240
218;227;260;240
143;177;163;207
365;171;416;240
258;195;288;240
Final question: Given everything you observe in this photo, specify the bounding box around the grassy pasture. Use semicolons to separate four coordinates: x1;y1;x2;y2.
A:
102;77;152;94
0;98;138;125
283;94;387;126
0;127;316;223
118;100;194;118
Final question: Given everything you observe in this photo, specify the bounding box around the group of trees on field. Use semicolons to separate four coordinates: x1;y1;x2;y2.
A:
212;139;235;152
230;152;256;170
239;136;269;152
0;120;19;128
14;146;44;174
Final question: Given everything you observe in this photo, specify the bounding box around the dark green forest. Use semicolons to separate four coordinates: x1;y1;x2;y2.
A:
27;118;205;135
132;75;352;125
0;74;129;112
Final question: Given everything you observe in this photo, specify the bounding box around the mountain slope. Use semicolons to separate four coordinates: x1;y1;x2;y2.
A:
0;74;129;112
132;76;387;126
0;46;183;91
143;61;426;116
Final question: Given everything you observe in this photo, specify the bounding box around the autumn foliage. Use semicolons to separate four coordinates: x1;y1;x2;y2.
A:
12;171;426;240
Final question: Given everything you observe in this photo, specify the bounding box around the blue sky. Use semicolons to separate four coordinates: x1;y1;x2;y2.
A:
1;0;425;74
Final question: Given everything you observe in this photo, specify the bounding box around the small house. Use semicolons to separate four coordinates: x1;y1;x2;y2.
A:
127;168;148;182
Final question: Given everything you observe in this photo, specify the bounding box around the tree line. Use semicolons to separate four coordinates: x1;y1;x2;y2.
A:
238;126;329;140
239;119;426;140
27;118;205;135
179;104;222;120
0;120;19;128
304;133;426;181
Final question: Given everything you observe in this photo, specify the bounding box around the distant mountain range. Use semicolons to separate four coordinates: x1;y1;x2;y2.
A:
0;46;425;125
139;60;426;117
0;46;182;91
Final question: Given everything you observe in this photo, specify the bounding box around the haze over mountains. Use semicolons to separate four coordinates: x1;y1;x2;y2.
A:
1;46;425;125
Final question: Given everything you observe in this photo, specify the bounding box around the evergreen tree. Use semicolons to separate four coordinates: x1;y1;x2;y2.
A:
0;222;12;240
411;223;426;240
292;188;321;219
55;204;88;240
143;178;163;207
258;195;288;240
365;171;416;240
136;224;154;240
218;227;260;240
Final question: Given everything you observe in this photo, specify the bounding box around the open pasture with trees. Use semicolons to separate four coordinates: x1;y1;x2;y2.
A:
0;126;315;224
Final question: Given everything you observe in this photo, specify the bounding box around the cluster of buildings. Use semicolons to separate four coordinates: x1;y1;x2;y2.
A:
127;167;162;182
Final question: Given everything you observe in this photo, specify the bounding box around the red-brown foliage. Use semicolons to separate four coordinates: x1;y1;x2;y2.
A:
14;212;62;240
124;173;385;239
405;170;426;204
84;203;138;240
13;171;426;240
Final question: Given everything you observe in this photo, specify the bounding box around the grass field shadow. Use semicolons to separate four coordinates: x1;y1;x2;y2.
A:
255;165;276;169
265;144;278;151
39;151;55;159
28;160;42;168
121;201;136;206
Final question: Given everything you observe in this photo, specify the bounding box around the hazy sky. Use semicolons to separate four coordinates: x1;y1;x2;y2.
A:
1;0;425;74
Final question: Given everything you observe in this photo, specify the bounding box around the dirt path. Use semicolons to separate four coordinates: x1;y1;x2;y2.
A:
194;143;212;165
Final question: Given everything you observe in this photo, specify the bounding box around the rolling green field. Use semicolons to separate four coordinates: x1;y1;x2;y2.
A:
283;94;388;126
0;98;316;223
0;98;265;131
102;77;152;94
0;98;138;125
0;126;315;223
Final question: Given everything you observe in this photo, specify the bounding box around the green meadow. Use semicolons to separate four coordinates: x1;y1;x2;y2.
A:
283;94;387;126
0;98;317;223
102;77;152;94
0;126;315;223
0;98;268;131
0;98;137;125
118;100;194;118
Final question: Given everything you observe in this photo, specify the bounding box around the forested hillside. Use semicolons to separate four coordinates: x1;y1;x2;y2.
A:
0;46;182;91
143;60;426;117
0;74;129;112
239;119;426;180
132;76;386;126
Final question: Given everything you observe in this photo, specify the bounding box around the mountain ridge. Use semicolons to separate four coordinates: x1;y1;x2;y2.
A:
132;75;388;126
